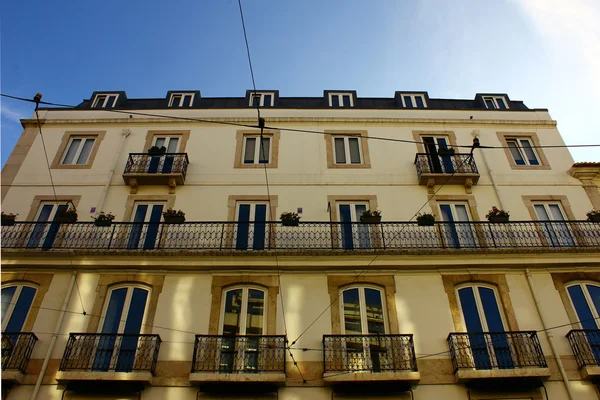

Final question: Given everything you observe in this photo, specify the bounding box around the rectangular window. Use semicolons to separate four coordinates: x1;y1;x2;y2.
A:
62;137;96;165
243;136;270;164
153;136;180;153
483;96;508;110
333;136;362;164
169;93;194;107
92;94;119;108
506;138;539;166
329;93;353;107
249;93;274;107
401;94;427;108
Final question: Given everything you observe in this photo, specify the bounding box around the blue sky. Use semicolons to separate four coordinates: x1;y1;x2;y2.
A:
1;0;599;165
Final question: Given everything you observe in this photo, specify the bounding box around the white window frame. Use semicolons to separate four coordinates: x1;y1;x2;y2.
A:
533;202;567;221
218;286;268;335
152;136;180;153
455;283;509;333
131;202;167;223
337;202;369;223
483;96;508;110
333;136;363;165
35;202;64;221
400;94;427;108
249;93;274;107
92;94;119;108
328;93;354;107
97;284;151;334
566;281;600;329
242;135;271;164
505;138;539;166
339;285;388;335
61;136;96;165
438;202;472;222
168;93;194;108
1;284;38;331
236;202;270;221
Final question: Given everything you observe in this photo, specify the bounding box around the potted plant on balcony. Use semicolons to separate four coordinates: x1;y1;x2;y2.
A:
148;145;167;156
486;206;510;223
1;212;18;226
360;210;382;224
587;209;600;222
416;212;435;226
280;212;301;227
162;208;185;224
55;207;78;223
93;212;115;227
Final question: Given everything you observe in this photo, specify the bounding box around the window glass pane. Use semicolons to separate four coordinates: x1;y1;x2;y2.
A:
343;288;362;334
76;138;95;164
331;96;339;107
63;139;81;164
101;288;127;334
263;95;272;106
458;287;484;332
365;288;385;334
259;137;270;163
404;96;413;107
478;287;505;332
1;287;17;325
348;138;361;164
568;285;598;329
496;98;507;110
334;138;346;164
485;99;495;109
182;95;191;107
342;95;351;107
106;96;117;107
166;138;179;153
171;95;181;107
5;286;36;332
246;289;265;335
455;205;470;222
223;289;243;335
93;96;105;109
154;138;166;148
520;140;539;165
123;288;148;335
507;141;525;165
252;95;260;108
244;138;256;164
534;205;550;220
548;205;565;221
37;204;54;222
586;285;600;317
415;96;425;108
439;204;453;222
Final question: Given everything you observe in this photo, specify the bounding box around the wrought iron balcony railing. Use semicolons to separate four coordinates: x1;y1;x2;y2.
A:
59;333;161;375
447;332;547;372
323;335;417;373
566;329;600;369
124;153;189;176
414;153;479;175
3;220;598;251
1;332;37;373
192;335;286;373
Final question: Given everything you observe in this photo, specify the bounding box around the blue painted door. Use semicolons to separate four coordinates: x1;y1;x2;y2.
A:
440;204;476;248
26;204;55;248
534;203;574;247
567;284;600;364
235;203;268;250
1;285;37;363
339;204;370;250
127;204;164;249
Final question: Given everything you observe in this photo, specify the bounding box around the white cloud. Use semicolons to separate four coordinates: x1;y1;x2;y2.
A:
0;103;29;124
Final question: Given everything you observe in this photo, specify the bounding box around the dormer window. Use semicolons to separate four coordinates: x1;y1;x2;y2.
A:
169;93;194;108
92;94;119;109
483;96;508;110
401;94;427;108
329;93;353;107
249;92;274;107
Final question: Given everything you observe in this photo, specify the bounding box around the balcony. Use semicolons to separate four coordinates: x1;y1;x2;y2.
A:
414;153;480;193
447;332;550;384
1;332;37;383
122;153;189;192
2;220;598;253
322;334;419;383
189;335;286;384
566;329;600;379
56;333;161;384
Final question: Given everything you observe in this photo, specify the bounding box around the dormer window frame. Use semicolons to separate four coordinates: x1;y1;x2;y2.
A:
328;93;354;108
483;96;509;110
249;92;275;107
400;94;427;108
91;94;119;109
168;93;195;108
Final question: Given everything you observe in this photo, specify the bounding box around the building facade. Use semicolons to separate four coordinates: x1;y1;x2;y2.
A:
1;89;600;400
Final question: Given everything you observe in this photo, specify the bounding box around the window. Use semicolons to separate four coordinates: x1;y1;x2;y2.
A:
92;94;119;109
566;282;600;330
235;202;270;250
533;202;575;247
338;203;371;250
127;203;165;250
439;203;477;248
152;136;180;153
220;286;266;335
243;136;270;164
401;94;427;108
249;93;274;107
341;286;386;335
329;93;353;107
334;136;362;164
168;93;194;107
422;136;455;173
1;284;37;332
483;96;508;110
506;138;539;166
26;202;72;249
61;137;96;165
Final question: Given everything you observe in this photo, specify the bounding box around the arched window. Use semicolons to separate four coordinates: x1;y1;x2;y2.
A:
340;286;387;335
566;282;600;329
220;286;266;336
1;284;37;332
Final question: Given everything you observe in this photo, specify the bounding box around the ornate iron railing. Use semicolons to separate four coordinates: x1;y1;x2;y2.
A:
566;329;600;369
447;332;547;372
123;153;189;177
192;335;286;373
3;220;598;251
59;333;161;374
414;153;479;175
1;332;37;373
323;334;417;373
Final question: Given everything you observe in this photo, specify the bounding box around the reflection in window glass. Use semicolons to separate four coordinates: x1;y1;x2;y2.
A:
365;288;384;334
334;138;346;164
245;289;264;335
343;288;362;334
223;289;243;335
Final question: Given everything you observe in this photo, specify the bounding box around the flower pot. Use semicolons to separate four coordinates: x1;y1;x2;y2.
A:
488;215;510;223
588;214;600;222
281;220;299;227
1;219;15;226
55;215;77;223
94;220;112;227
164;216;185;224
417;218;435;227
360;216;381;224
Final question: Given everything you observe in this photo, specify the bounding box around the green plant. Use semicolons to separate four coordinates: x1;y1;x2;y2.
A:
163;208;185;218
1;212;18;221
280;212;301;222
62;207;78;217
361;209;381;218
93;212;115;222
416;212;435;226
587;209;600;220
485;206;510;220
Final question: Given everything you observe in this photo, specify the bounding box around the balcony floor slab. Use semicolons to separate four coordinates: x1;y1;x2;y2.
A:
323;371;420;384
581;365;600;380
455;367;551;383
1;370;24;384
56;371;153;384
189;372;286;385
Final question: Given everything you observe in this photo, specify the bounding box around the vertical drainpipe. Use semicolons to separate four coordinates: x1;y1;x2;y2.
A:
525;268;575;400
96;129;131;215
471;130;504;210
31;271;77;400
